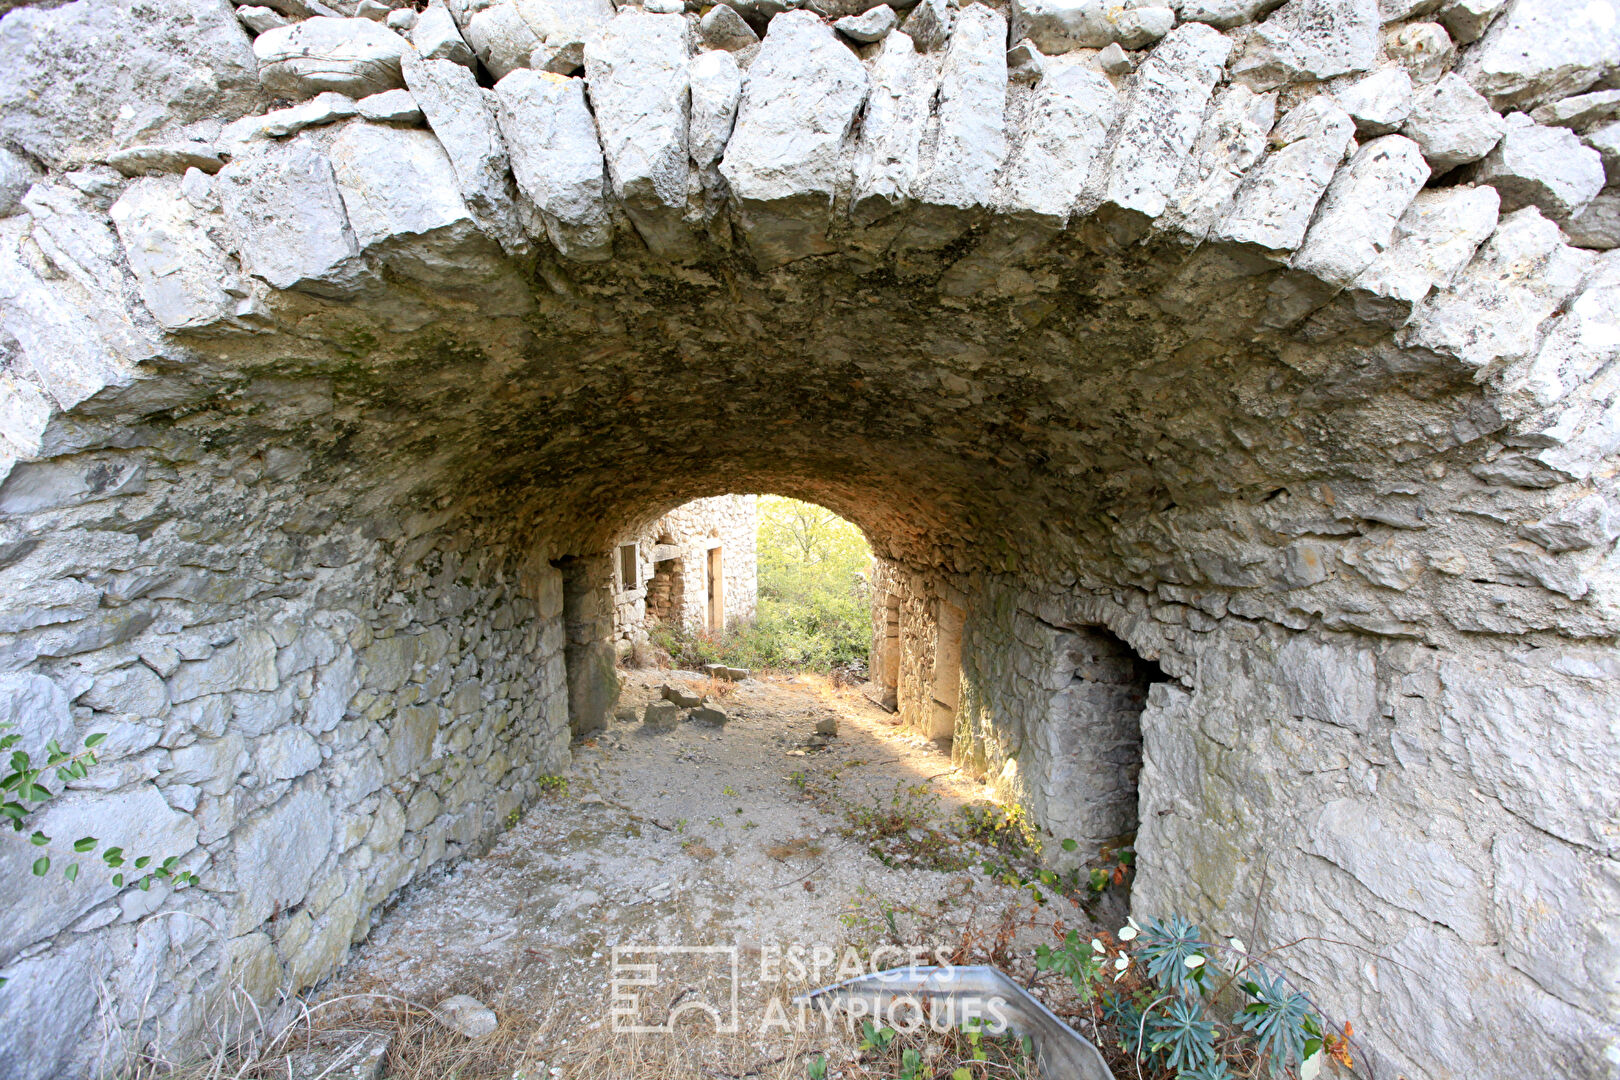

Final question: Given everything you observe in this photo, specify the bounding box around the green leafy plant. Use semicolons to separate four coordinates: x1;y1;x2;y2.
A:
1035;929;1107;1002
1137;914;1208;996
1240;968;1314;1074
805;1053;828;1079
1147;997;1218;1072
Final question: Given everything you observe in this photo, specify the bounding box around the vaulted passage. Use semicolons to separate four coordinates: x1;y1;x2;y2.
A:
1;1;1618;1078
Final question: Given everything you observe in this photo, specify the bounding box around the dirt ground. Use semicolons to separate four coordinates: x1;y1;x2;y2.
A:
296;669;1116;1079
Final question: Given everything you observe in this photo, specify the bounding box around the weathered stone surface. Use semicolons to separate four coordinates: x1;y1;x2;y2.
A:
109;177;241;331
449;0;614;77
1231;0;1378;89
238;5;293;34
689;50;743;173
402;50;535;258
1403;207;1596;374
1492;830;1620;1016
835;4;898;41
701;3;760;48
1276;634;1377;732
1457;0;1620;110
1161;84;1276;240
1093;23;1233;223
1308;799;1491;943
434;994;498;1038
1213;96;1355;252
232;781;334;931
1400;72;1505;172
494;70;613;262
0;148;37;217
901;0;953;51
168;629;279;703
1473;116;1606;224
356;88;422;124
905;3;1009;244
219;92;360;153
0;0;260;169
1507;249;1620;413
413;1;476;66
998;66;1118;225
0;672;73;765
1567;188;1620;250
1175;0;1272;27
0;935;100;1080
642;700;680;730
330;122;500;285
215;143;375;297
0;784;196;964
1342;183;1500;324
1293;134;1429;284
106;144;224;178
1437;0;1505;43
584;10;692;258
1332;67;1413;136
1385;19;1453;84
1009;0;1176;52
850;31;931;226
1531;89;1620;132
720;11;868;266
253;17;407;100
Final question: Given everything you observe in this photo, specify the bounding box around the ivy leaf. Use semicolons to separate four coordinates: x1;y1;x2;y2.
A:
63;863;79;882
29;829;49;846
1061;838;1078;852
31;855;49;876
112;873;124;887
83;733;107;749
134;855;152;869
73;836;97;853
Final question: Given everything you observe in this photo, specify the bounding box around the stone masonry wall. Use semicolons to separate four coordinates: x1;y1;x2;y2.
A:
610;494;759;646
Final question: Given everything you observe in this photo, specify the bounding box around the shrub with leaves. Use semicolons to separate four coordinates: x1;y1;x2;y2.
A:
1034;913;1352;1080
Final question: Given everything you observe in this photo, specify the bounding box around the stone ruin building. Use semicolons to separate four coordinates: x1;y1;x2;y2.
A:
608;494;759;658
0;0;1616;1077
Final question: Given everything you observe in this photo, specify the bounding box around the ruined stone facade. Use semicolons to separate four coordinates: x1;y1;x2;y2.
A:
609;494;759;651
0;0;1617;1078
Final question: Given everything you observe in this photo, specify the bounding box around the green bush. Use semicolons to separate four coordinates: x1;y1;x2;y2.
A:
650;496;873;673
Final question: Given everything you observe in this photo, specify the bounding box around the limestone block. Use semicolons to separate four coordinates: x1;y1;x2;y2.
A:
167;733;248;792
1213;96;1355;253
1276;633;1378;732
1009;0;1176;53
0;931;101;1080
720;11;868;267
414;1;476;66
447;0;615;78
1161;84;1276;241
79;664;167;718
1175;0;1272;28
1437;0;1505;43
307;648;358;733
384;704;438;777
106;144;225;178
168;628;279;703
1402;207;1596;374
219;93;360;154
1521;494;1620;553
998;65;1118;226
1531;88;1620;132
1384;20;1452;84
850;32;932;227
1567;189;1620;251
905;4;1009;245
233;782;336;932
494;70;614;262
1440;653;1620;857
1585;122;1620;184
1343;184;1500;325
253;17;408;100
1230;0;1378;90
1507;249;1620;411
402;51;536;258
689;50;743;171
1093;22;1233;223
0;0;260;170
836;4;898;41
330;121;502;285
239;5;293;33
1293;134;1430;285
109;177;240;332
1473;116;1606;224
901;0;953;52
356;88;423;124
0;147;36;217
702;4;760;49
259;727;322;781
1331;67;1413;137
0;672;73;767
1457;0;1620;110
1400;72;1506;172
1306;799;1491;943
584;10;693;258
215;143;376;297
1492;831;1620;1017
0;783;197;964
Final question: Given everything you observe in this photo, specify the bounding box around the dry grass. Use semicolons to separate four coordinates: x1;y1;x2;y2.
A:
765;836;827;861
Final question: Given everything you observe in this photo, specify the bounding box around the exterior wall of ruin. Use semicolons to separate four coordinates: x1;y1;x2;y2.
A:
609;494;758;649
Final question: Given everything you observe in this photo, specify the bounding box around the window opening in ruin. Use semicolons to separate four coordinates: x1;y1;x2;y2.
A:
618;543;638;591
1044;624;1165;900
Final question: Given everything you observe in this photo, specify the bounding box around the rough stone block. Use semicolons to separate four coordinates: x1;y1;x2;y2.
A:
253;17;408;100
1457;0;1620;110
494;69;613;262
1213;96;1355;253
1473;116;1606;224
1230;0;1378;89
998;65;1118;226
1293;134;1429;285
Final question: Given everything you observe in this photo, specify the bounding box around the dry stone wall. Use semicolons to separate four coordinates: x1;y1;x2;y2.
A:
0;0;1616;1078
609;494;759;646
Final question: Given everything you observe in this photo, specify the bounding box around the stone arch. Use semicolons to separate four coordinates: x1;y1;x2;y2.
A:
0;1;1616;1078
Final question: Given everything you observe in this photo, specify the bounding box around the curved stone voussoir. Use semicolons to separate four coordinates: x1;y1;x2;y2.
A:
996;64;1118;228
1229;0;1378;90
108;176;256;333
253;17;409;100
1212;95;1355;255
1291;133;1429;286
585;10;694;259
720;10;868;267
494;70;614;262
849;31;932;229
